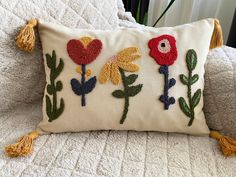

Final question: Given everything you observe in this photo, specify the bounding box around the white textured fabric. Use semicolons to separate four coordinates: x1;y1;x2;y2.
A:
0;101;236;177
0;0;118;113
37;19;214;135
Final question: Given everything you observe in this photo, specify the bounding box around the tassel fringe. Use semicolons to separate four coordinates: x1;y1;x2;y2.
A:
16;19;38;52
210;131;236;157
210;19;223;49
5;131;39;158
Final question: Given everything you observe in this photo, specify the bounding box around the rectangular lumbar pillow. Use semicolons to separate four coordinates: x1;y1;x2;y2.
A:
39;19;212;134
6;18;236;158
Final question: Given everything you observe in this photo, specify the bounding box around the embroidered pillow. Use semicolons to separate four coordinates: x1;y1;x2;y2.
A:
35;18;218;134
6;18;229;158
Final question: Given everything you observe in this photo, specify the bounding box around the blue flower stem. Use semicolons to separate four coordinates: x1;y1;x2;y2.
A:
81;64;86;106
163;65;169;110
159;65;175;110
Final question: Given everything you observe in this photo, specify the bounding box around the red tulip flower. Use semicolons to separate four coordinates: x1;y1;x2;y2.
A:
67;37;102;65
148;35;177;66
67;37;102;107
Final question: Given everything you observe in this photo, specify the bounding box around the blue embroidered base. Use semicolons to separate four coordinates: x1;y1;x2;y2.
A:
71;64;97;107
159;65;176;110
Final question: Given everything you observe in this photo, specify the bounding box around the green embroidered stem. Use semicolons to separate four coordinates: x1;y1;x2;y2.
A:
187;68;194;126
112;68;142;124
179;49;201;126
120;68;130;124
45;50;65;122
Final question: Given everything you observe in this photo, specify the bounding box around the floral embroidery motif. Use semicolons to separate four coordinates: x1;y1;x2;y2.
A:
45;50;65;122
148;35;178;110
67;37;102;106
99;47;142;124
179;49;201;126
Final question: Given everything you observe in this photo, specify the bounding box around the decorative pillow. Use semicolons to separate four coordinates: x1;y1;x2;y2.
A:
36;19;210;134
8;18;234;158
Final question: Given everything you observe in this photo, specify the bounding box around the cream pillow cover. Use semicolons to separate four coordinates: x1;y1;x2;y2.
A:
35;19;217;135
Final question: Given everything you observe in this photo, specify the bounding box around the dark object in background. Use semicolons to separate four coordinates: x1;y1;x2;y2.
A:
152;0;175;27
122;0;149;24
227;8;236;48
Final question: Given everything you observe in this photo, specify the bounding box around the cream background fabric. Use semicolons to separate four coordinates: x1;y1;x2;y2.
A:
37;19;214;135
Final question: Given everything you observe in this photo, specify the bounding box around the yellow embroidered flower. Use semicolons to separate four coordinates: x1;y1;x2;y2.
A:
99;47;141;85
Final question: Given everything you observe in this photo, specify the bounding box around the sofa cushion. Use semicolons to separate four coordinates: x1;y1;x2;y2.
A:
204;46;236;138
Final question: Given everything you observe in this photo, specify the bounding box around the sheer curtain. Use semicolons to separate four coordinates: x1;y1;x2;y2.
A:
147;0;236;42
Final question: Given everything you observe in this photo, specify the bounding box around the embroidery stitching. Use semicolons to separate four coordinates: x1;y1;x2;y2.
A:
67;37;102;106
45;50;65;122
148;35;178;110
178;49;201;126
99;47;142;124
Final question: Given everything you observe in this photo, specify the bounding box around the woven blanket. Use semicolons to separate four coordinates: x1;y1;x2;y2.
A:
0;101;235;177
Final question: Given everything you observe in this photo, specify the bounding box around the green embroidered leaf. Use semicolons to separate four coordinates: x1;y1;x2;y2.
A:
179;49;200;126
52;50;56;66
56;81;63;91
48;98;65;122
46;50;64;122
55;98;65;118
46;95;52;119
127;84;143;97
112;90;125;98
179;74;188;85
190;74;199;85
192;89;201;108
54;59;64;78
178;97;191;117
126;74;138;85
186;49;197;71
47;84;54;95
46;54;53;68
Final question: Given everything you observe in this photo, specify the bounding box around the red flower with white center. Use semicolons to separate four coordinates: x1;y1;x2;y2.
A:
148;35;177;66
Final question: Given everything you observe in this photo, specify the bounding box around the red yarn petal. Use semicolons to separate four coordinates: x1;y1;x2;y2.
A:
86;39;102;64
148;35;178;66
67;39;102;65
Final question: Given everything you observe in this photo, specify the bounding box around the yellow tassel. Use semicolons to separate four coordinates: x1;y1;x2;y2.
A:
210;19;223;49
16;19;38;52
5;131;39;158
210;131;236;157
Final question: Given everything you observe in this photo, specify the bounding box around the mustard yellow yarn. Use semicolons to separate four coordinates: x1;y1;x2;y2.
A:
99;47;141;85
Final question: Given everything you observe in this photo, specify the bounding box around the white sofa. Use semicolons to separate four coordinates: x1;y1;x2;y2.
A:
0;0;235;176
